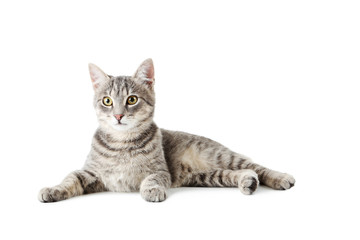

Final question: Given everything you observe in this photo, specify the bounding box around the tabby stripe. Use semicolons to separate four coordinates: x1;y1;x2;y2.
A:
140;97;154;107
119;82;125;97
199;173;206;183
130;145;157;156
257;168;271;183
124;81;129;95
239;159;251;169
237;158;246;169
92;145;115;158
95;133;122;151
209;171;218;185
128;126;157;151
203;142;210;151
218;171;224;186
186;139;195;148
108;80;114;96
74;173;86;190
228;154;235;169
243;162;275;186
216;153;223;164
125;123;157;144
96;129;155;152
181;164;185;172
84;170;96;178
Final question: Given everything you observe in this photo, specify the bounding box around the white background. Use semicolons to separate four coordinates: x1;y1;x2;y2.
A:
0;0;359;239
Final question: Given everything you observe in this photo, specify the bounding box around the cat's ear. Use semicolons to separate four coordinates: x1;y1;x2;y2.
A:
133;58;154;87
88;63;109;90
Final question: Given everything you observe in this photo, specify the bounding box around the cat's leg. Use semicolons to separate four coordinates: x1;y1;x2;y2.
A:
185;169;259;195
208;148;295;190
140;171;171;202
238;159;295;190
38;170;105;203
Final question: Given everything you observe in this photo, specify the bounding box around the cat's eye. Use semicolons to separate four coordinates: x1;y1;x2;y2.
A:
127;96;138;105
103;97;113;106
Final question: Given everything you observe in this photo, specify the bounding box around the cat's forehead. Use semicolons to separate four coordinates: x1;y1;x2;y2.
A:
109;76;132;90
102;75;146;97
102;76;129;93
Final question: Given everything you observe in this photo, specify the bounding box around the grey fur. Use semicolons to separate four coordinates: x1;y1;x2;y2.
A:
38;59;295;203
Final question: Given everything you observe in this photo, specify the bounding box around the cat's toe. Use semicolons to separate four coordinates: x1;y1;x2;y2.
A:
38;188;53;202
277;174;295;190
239;172;259;195
141;186;167;202
38;187;67;203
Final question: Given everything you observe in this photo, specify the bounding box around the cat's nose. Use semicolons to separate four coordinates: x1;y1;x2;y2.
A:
114;114;124;121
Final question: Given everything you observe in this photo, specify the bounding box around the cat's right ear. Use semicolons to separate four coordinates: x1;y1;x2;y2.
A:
88;63;109;90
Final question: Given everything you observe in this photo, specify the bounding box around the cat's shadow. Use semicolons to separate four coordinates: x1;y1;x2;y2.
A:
53;185;276;203
167;185;274;196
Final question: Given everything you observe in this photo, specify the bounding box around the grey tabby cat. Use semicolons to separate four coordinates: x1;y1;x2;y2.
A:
38;59;295;203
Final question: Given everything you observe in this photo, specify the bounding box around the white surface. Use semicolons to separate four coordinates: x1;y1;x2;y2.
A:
0;1;359;239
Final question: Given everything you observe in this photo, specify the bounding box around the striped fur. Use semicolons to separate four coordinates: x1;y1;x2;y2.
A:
38;59;295;203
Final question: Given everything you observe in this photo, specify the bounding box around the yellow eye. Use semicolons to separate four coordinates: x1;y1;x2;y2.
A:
103;97;113;106
127;95;138;105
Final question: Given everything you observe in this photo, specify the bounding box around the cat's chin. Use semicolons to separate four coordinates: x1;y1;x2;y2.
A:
109;123;134;132
98;120;135;132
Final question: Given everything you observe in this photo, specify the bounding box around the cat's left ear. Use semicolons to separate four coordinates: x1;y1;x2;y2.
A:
133;58;155;87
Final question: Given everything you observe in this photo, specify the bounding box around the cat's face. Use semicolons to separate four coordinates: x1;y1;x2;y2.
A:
89;59;155;132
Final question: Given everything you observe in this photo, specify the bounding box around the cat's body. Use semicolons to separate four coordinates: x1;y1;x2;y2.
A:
39;59;295;203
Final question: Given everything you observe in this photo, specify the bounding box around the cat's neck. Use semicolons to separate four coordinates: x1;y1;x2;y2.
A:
98;121;157;142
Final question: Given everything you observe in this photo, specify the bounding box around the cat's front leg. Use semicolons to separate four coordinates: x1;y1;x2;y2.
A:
140;171;171;202
38;170;104;203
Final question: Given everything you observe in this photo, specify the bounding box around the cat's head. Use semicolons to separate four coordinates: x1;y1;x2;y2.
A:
89;59;155;132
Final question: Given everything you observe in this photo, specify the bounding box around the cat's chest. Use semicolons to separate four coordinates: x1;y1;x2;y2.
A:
95;155;151;192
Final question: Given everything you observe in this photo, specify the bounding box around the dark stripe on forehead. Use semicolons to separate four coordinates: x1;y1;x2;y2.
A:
119;81;127;98
107;79;114;95
110;76;131;97
114;78;121;97
124;80;129;95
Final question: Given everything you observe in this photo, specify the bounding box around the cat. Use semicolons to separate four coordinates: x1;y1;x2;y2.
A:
38;59;295;203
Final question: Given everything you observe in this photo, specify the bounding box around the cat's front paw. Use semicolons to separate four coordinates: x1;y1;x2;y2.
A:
274;173;295;190
140;186;167;202
38;187;68;203
238;170;259;195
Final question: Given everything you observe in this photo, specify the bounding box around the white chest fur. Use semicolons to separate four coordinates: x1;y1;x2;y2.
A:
99;165;147;192
87;153;151;192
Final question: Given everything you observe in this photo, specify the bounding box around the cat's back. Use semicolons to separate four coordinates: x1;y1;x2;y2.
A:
160;128;223;164
161;128;221;152
161;128;199;151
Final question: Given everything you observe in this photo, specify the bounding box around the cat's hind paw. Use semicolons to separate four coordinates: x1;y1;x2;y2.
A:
276;173;295;190
238;170;259;195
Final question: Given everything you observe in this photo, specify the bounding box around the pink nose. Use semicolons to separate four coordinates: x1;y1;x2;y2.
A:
114;114;124;121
